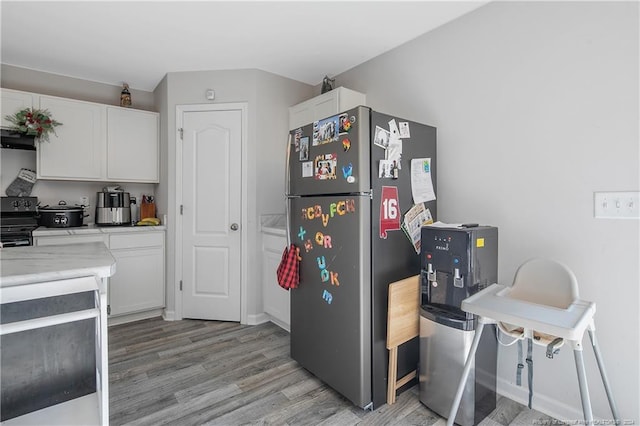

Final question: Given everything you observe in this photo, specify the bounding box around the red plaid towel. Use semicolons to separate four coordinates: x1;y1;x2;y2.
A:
276;244;300;290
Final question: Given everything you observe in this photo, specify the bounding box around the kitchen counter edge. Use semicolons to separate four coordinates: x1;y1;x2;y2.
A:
33;224;166;237
261;225;286;237
0;242;116;287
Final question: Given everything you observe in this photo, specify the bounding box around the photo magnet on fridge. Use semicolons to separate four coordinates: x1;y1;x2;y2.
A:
313;115;339;146
342;163;353;180
299;136;309;161
294;128;302;152
373;126;391;149
339;113;352;134
379;160;394;179
314;153;337;180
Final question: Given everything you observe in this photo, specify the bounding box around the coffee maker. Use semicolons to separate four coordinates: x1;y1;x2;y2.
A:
95;186;131;226
418;224;498;426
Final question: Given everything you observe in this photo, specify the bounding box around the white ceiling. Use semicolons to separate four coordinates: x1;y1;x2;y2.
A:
1;1;488;92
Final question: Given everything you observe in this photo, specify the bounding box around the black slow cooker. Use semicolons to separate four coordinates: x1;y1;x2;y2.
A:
38;201;86;228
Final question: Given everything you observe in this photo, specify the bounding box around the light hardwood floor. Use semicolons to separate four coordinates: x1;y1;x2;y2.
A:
109;317;557;425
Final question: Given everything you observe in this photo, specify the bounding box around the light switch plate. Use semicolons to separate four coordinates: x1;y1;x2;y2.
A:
594;191;640;219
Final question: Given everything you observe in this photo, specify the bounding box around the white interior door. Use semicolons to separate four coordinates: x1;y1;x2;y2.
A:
181;109;242;321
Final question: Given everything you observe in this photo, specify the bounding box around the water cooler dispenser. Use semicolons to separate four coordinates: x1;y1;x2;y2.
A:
419;225;498;426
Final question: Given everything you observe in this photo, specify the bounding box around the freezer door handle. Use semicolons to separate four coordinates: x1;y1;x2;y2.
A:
285;133;292;246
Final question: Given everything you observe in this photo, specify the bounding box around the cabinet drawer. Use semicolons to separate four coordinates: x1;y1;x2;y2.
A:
109;232;164;250
35;234;108;246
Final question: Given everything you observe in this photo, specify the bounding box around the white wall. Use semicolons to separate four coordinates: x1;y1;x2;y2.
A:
153;74;171;314
337;1;639;421
255;72;314;215
156;69;312;322
0;148;151;223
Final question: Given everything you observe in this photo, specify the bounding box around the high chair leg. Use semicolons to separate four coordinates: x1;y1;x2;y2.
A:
573;343;594;425
587;328;620;422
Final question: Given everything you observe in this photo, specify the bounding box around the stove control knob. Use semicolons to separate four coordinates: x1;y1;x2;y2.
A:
12;200;20;209
24;200;32;208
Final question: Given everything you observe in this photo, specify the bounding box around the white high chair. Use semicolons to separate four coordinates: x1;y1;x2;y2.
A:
497;258;580;404
446;258;620;426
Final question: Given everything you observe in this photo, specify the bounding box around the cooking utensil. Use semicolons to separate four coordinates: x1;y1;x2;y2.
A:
38;201;87;228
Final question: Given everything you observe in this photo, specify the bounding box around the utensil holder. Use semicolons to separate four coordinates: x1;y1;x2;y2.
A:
140;202;156;220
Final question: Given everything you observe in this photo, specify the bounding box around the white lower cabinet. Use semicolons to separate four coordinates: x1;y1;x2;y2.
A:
108;233;164;316
262;232;290;330
33;230;165;317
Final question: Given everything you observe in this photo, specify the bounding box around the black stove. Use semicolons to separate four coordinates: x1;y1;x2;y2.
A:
0;196;38;247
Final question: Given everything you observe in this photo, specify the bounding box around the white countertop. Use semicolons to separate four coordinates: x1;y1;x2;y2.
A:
33;224;166;237
0;242;116;287
260;214;286;236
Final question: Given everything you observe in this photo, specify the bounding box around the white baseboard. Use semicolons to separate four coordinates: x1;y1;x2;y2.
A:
163;309;176;321
266;315;290;332
497;376;584;422
108;309;164;326
246;313;290;332
246;312;269;325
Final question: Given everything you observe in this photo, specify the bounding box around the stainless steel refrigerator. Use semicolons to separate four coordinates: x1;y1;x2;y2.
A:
286;106;437;409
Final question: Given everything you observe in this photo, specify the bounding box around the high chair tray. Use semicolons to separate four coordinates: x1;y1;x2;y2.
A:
461;284;595;341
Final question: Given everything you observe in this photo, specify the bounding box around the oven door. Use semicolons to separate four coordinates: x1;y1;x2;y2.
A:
0;232;33;248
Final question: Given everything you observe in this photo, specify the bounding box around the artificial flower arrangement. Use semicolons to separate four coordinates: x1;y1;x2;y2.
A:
4;108;62;142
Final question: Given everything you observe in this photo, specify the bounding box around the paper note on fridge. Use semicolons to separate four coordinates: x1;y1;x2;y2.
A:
411;158;436;203
399;122;410;138
388;119;400;140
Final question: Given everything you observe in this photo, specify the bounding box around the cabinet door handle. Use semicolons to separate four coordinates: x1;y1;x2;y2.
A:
230;223;239;231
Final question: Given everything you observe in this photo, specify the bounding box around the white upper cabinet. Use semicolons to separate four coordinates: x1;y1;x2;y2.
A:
1;88;160;182
1;88;35;128
107;107;159;182
289;87;366;130
37;95;106;180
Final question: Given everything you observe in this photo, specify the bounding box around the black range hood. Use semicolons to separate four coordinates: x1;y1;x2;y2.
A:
1;129;36;151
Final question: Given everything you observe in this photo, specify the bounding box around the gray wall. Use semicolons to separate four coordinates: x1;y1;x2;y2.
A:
336;1;638;420
156;69;312;321
1;64;155;111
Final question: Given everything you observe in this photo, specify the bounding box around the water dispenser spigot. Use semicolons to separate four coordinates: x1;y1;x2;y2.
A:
427;263;436;282
454;268;464;288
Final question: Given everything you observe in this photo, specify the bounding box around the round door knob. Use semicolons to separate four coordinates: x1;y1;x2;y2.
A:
230;223;239;231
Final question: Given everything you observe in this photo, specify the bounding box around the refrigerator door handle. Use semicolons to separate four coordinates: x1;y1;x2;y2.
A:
285;133;292;246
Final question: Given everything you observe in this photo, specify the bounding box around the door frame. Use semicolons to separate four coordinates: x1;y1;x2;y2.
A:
175;102;248;323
